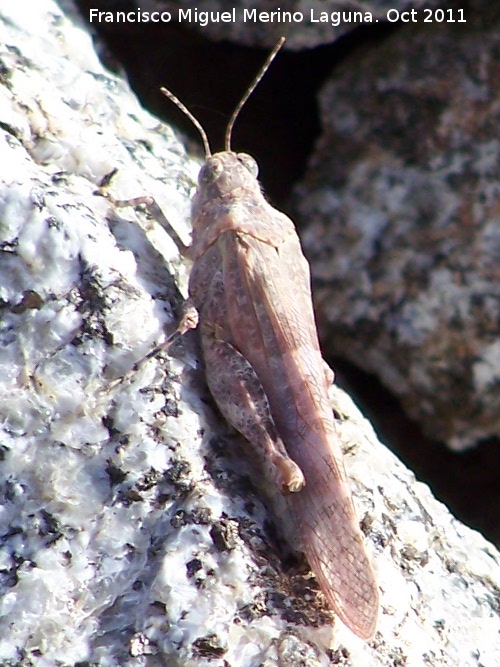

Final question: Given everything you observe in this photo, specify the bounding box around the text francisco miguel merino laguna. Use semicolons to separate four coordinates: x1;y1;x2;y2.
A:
88;7;377;27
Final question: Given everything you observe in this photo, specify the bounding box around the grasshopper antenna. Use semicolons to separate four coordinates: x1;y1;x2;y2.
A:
160;86;212;158
224;37;286;152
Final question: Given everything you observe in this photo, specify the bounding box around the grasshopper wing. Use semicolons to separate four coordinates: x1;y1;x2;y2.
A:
222;224;379;639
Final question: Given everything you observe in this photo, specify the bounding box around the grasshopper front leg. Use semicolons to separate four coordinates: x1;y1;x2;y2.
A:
201;321;305;495
104;301;198;391
100;185;197;385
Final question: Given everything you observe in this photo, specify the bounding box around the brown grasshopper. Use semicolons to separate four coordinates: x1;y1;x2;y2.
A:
126;38;379;639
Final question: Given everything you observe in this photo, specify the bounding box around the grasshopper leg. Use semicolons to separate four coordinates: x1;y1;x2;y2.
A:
107;301;198;390
98;184;197;387
201;324;305;494
98;186;189;257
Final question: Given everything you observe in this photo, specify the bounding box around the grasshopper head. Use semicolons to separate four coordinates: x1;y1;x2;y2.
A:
194;151;260;206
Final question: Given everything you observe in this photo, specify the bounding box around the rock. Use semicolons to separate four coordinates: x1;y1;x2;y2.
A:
293;11;500;450
1;1;500;665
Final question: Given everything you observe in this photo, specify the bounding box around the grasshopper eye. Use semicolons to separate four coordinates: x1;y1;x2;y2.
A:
199;160;223;185
237;153;259;178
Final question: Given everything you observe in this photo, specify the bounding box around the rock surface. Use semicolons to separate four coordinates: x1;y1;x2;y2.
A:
1;1;500;666
293;9;500;450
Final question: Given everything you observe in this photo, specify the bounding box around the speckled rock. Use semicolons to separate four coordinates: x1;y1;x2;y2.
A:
90;0;439;49
292;11;500;450
1;2;500;666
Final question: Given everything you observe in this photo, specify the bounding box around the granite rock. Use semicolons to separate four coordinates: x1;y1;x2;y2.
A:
293;12;500;449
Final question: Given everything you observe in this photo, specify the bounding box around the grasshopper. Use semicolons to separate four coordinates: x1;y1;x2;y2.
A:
127;38;379;639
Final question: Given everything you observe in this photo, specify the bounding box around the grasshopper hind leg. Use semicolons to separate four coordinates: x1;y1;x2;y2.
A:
201;326;305;495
